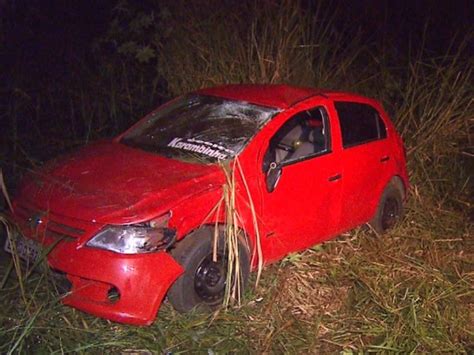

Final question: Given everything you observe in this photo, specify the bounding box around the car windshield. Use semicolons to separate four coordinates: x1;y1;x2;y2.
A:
121;95;280;163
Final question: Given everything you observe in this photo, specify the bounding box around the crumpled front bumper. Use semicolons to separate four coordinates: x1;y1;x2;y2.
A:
48;241;184;325
7;203;184;326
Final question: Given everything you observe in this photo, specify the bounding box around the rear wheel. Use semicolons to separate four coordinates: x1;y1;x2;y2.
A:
167;227;250;313
370;184;404;233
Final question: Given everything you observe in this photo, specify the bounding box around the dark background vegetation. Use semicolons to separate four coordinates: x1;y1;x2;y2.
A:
0;0;473;352
1;0;472;182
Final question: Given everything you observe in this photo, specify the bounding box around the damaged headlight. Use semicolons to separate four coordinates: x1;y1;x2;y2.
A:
86;214;176;254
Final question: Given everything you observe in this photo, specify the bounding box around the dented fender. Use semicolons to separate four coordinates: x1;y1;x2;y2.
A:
49;241;184;325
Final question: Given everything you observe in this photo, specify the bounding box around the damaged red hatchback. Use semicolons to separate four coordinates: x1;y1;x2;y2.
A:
5;84;408;325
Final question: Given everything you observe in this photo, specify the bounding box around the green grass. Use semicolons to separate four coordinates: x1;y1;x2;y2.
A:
1;196;472;353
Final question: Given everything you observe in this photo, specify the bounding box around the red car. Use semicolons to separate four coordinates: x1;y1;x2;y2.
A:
5;84;408;325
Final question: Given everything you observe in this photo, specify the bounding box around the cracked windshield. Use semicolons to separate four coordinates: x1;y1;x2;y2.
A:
122;95;280;163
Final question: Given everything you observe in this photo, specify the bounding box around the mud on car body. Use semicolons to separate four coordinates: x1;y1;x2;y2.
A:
5;84;408;325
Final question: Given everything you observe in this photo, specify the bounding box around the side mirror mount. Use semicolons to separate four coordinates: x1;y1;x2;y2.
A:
266;162;282;193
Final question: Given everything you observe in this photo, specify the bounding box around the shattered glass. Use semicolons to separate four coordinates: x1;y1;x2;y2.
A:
121;95;280;163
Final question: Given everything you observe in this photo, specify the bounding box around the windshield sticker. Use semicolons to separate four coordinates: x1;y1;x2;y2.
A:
168;137;234;160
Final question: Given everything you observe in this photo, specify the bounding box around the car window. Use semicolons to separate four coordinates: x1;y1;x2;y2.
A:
263;107;330;171
121;95;280;163
334;102;387;148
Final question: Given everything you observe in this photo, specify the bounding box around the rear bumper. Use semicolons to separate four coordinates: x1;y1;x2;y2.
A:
49;242;183;325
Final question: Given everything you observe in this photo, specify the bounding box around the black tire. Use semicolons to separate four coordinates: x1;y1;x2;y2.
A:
167;227;250;313
370;184;404;234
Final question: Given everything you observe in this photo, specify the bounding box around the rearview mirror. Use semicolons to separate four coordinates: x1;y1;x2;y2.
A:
266;162;282;192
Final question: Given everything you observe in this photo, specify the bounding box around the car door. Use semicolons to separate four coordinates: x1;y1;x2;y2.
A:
333;101;393;230
257;103;342;262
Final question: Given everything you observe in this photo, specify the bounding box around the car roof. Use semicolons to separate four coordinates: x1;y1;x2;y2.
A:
196;84;372;109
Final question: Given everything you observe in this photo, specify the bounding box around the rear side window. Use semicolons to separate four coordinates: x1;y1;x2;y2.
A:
335;102;387;148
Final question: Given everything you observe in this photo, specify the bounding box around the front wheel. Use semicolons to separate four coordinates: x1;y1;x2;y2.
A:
167;227;250;313
370;184;404;233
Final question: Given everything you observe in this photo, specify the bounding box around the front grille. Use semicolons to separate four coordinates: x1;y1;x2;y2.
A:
45;221;84;238
14;202;86;242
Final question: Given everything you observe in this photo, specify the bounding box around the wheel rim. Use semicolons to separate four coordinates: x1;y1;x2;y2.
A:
194;254;227;304
381;196;400;231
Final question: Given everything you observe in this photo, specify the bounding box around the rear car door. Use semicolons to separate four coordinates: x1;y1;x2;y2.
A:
334;101;394;230
257;103;342;262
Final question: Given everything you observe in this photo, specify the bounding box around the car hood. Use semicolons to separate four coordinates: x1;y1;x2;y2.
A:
18;140;224;224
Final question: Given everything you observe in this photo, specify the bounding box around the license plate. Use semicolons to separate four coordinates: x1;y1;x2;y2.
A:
4;234;41;265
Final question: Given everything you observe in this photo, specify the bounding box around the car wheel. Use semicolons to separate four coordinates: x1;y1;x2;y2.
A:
370;183;404;233
167;227;250;313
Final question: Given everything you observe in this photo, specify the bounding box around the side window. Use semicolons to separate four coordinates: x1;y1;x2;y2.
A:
335;102;387;148
263;107;330;171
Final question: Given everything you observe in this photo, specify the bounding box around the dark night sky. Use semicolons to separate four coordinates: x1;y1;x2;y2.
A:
2;1;113;84
338;0;473;54
2;0;473;71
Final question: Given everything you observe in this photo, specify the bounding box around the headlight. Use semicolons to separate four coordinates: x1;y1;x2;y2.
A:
86;214;175;254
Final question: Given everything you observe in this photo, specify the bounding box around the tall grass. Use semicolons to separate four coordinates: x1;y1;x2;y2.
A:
216;158;264;308
154;0;367;93
1;0;473;352
390;38;473;199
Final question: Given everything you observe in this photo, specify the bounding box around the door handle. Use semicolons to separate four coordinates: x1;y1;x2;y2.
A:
328;173;342;182
380;156;390;163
